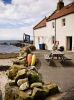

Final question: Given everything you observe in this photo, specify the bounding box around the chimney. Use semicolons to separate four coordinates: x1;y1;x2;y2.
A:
57;0;64;10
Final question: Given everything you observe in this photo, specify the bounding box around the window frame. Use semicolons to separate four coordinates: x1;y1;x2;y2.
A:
52;22;55;28
62;18;66;26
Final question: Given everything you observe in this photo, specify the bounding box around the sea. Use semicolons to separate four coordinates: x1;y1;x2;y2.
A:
0;40;22;53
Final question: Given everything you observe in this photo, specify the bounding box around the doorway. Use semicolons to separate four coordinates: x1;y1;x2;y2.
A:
66;36;72;51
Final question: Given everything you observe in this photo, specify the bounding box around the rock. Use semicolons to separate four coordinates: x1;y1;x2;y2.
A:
17;56;24;60
32;87;47;100
17;78;28;86
25;89;32;96
18;91;32;100
19;81;29;91
7;65;25;79
9;80;16;86
20;47;31;54
0;90;2;100
5;83;19;100
7;67;18;79
7;65;26;79
27;66;38;73
28;45;36;51
13;59;25;65
15;69;27;83
27;70;41;85
10;64;25;70
30;82;43;89
43;83;59;96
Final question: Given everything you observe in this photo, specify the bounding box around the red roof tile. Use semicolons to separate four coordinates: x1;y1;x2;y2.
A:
33;17;46;30
47;2;74;21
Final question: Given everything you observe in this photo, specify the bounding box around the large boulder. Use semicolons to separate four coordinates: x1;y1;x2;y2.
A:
10;64;25;70
32;87;47;100
30;82;43;89
9;80;16;86
5;83;19;100
7;65;25;79
19;81;29;91
27;70;41;85
13;59;25;65
7;67;18;79
27;66;37;72
20;47;31;54
20;45;36;55
18;52;27;59
43;83;59;96
0;90;2;100
28;45;36;51
17;78;28;86
5;83;31;100
15;69;27;83
18;91;32;100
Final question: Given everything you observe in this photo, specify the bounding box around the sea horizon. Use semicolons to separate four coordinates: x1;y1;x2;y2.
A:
0;40;21;53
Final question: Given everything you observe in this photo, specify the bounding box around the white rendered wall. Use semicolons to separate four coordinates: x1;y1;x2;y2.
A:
33;27;47;49
46;20;55;50
34;13;74;51
56;14;74;51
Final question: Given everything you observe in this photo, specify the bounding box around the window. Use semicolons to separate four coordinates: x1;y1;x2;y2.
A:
62;18;66;26
52;22;55;28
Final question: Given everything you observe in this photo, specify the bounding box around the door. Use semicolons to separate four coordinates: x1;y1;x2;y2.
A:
66;36;72;51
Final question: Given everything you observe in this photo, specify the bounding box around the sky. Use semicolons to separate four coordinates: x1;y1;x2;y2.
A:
0;0;74;40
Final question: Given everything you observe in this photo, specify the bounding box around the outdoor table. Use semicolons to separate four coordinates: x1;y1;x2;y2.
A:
50;50;64;60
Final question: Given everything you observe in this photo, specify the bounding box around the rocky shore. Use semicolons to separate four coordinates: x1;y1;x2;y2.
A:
0;45;60;100
0;45;74;100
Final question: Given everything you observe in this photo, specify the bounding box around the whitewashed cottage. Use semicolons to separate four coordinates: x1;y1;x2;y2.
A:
33;0;74;51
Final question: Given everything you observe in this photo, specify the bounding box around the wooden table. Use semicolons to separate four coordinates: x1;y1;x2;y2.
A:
50;50;64;60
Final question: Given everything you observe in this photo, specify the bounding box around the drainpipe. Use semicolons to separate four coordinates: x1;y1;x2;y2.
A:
54;19;56;45
33;29;35;45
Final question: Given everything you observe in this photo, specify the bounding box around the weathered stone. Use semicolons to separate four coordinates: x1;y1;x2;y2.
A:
7;64;26;80
27;66;38;72
28;45;36;51
23;53;27;57
0;90;2;100
5;83;19;100
32;87;47;100
13;59;25;65
17;78;28;86
25;89;32;96
7;67;18;79
18;91;32;100
15;69;27;83
27;70;40;85
17;56;24;60
30;82;43;89
10;64;25;70
20;47;31;54
43;83;59;96
9;80;16;86
19;81;29;91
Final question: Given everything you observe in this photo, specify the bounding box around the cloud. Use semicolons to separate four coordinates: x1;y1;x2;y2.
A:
0;0;73;40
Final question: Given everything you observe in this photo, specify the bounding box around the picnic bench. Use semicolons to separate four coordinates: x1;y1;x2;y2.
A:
44;50;72;64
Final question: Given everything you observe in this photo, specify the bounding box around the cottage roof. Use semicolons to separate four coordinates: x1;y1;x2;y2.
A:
33;2;74;30
33;17;46;30
47;2;74;21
